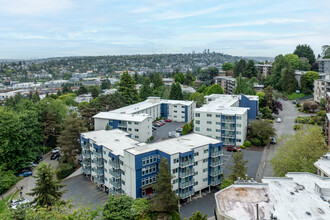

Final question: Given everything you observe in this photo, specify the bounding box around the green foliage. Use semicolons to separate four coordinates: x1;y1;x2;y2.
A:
302;101;318;113
285;92;307;100
220;179;234;190
151;157;178;213
131;198;150;219
243;141;251;147
198;67;219;86
295;116;324;125
101;79;111;90
174;72;185;84
234;74;256;95
204;84;224;95
189;92;204;107
198;85;207;93
58;93;78;106
270;126;328;176
320;98;326;110
76;86;88;96
0;170;19;195
252;138;261;146
187;211;208;220
300;71;319;94
27;162;66;208
317;110;326;118
256;92;265;108
102;195;134;220
222;62;234;71
118;72;138;104
89;86;101;99
293;124;303;130
169;82;183;100
245;60;258;78
56;163;74;180
233;59;247;77
139;77;152;101
298;57;311;71
228;152;248;181
293;44;316;65
260;107;273;119
281;67;298;94
249;120;275;146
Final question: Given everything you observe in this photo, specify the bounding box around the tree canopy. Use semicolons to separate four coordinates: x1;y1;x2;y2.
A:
222;62;234;71
249;120;276;146
102;195;134;220
204;84;224;95
293;44;316;65
169;82;183;100
118;72;138;104
227;152;248;181
300;71;319;94
198;67;219;86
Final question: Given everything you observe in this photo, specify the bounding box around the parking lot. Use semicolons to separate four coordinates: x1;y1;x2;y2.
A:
151;121;186;142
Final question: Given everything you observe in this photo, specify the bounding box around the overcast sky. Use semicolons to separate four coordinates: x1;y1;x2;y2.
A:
0;0;329;59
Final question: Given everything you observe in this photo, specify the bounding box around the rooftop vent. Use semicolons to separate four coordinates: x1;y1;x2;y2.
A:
317;208;325;214
114;139;119;142
306;211;312;216
290;192;295;195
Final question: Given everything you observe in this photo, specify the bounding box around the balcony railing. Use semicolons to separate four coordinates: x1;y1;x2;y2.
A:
109;188;121;195
179;180;194;189
179;189;195;199
179;168;194;178
82;167;91;175
93;159;103;167
210;168;223;176
109;160;120;169
82;150;91;158
82;159;91;167
109;179;121;189
210;159;223;167
222;133;236;138
210;178;222;186
223;119;235;124
223;141;236;146
94;176;104;185
93;150;102;158
82;144;90;149
94;168;104;175
179;158;194;168
222;127;235;131
109;169;121;178
210;150;223;157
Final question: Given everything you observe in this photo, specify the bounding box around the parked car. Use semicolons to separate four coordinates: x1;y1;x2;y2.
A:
176;127;183;134
168;131;180;138
292;100;296;104
11;198;30;209
227;146;241;152
159;120;166;124
34;155;43;164
276;118;282;123
52;147;60;154
154;122;161;127
26;162;37;169
164;118;172;122
270;137;277;144
51;152;60;160
18;170;33;177
152;126;157;130
157;121;163;126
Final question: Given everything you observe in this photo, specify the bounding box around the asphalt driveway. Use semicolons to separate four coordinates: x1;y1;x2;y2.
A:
151;121;186;142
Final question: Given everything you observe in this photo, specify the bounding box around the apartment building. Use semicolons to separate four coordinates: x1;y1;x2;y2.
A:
317;58;330;73
314;79;330;102
81;129;224;200
314;152;330;177
214;173;330;220
255;64;272;77
93;97;196;142
213;76;236;94
193;94;258;147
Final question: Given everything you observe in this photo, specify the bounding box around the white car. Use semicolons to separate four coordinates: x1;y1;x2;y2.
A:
276;118;282;123
11;198;30;209
52;147;60;154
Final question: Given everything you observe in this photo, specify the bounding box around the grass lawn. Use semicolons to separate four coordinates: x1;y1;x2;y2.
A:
285;92;308;100
0;191;19;213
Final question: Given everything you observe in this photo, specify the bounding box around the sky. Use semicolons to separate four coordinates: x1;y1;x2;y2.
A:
0;0;329;59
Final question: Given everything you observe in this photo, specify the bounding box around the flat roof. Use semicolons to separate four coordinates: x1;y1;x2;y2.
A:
81;129;139;156
126;133;220;155
93;112;151;122
314;152;330;177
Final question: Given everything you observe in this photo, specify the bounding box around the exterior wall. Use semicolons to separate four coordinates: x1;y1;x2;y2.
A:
239;95;258;120
123;151;137;198
94;118;109;130
325;116;330;148
127;118;152;142
318;59;330;73
314;79;325;102
168;104;187;122
136;105;161;120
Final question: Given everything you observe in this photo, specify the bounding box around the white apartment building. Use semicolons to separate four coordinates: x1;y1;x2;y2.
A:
193;94;258;146
81;129;224;200
93;97;196;142
314;152;330;177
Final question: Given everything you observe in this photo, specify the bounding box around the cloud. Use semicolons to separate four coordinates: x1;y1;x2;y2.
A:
201;18;306;28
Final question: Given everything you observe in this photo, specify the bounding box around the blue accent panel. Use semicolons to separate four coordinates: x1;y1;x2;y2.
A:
208;142;223;185
160;103;169;118
93;143;102;151
109;120;119;129
239;94;258;120
185;106;188;122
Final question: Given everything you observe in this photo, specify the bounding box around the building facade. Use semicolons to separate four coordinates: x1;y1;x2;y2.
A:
314;152;330;177
93;97;196;142
193;94;258;147
317;58;330;73
213;76;236;94
81;129;224;200
255;64;272;77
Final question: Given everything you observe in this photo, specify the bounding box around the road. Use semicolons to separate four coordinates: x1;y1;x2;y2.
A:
255;100;300;181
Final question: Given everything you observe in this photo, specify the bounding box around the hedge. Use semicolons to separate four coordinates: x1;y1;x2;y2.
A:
243;141;251;147
56;163;74;180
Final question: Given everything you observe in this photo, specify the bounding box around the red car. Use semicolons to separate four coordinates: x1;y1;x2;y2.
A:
155;121;163;126
227;146;241;152
164;119;172;122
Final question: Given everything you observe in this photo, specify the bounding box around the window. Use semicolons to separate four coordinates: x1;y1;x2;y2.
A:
174;105;177;108
174;110;177;113
135;135;139;139
203;159;208;163
195;113;200;117
194;161;198;166
173;168;178;174
194;152;199;156
194;171;198;176
122;180;125;185
237;124;241;128
216;114;221;118
207;128;212;132
181;111;185;113
236;131;241;135
122;171;125;175
142;164;157;176
128;121;131;124
195;127;200;132
104;159;107;164
203;178;208;182
237;139;242;142
195;120;200;124
181;116;184;118
204;149;209;154
104;168;107;173
128;128;132;131
173;158;179;163
182;106;185;108
203;168;208;173
216;136;221;139
207;114;212;117
216;122;221;125
194;181;198;186
134;122;139;125
237;116;242;120
216;129;221;132
174;116;177;118
207;121;212;124
172;179;178;184
135;129;139;132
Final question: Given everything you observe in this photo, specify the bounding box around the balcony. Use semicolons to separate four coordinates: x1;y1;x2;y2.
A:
210;178;222;186
93;150;102;158
210;158;223;167
210;150;223;157
179;158;194;168
179;168;194;178
222;127;235;131
210;168;223;176
109;188;121;195
93;159;103;167
222;133;235;138
179;189;195;199
109;169;121;178
223;119;235;124
82;150;91;158
109;160;120;169
94;168;104;175
94;176;104;185
118;122;127;128
82;144;89;150
82;159;91;166
109;179;121;189
224;141;236;146
82;167;91;175
179;180;194;189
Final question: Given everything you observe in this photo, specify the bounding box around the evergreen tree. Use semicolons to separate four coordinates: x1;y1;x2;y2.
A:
90;86;100;99
198;67;219;86
264;85;274;110
76;86;88;96
58;113;87;163
57;90;62;96
222;62;234;71
139;77;152;101
281;67;298;94
228;152;248;181
245;60;258;78
118;72;138;104
187;211;208;220
151;157;178;213
27;162;66;208
32;91;40;102
233;59;246;77
101;79;111;90
293;44;316;65
169;82;183;100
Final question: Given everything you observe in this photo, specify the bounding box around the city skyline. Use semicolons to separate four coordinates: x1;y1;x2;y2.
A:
0;0;329;59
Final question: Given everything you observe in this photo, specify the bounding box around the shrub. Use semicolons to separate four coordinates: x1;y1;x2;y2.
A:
240;145;246;149
252;138;261;146
243;141;251;147
317;110;326;118
293;124;303;130
0;170;19;195
296;103;302;108
56;163;74;179
269;120;274;123
149;136;154;141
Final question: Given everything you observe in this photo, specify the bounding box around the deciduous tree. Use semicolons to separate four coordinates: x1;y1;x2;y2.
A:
102;195;134;220
188;92;204;107
222;62;234;71
227;152;248;181
293;44;316;65
198;67;219;86
300;71;319;94
204;84;224;95
249;120;275;146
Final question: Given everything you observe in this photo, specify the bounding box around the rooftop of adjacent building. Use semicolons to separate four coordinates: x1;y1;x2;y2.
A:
317;58;330;62
254;64;272;67
93;112;152;122
213;75;236;81
314;152;330;176
215;172;330;220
